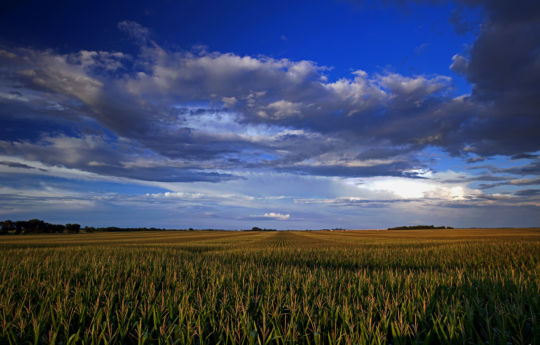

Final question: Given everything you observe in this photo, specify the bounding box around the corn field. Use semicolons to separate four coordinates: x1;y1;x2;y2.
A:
0;229;539;344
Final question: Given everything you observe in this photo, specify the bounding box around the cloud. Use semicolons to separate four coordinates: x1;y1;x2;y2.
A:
450;54;469;75
117;20;150;42
514;189;540;196
0;42;452;180
440;174;509;184
465;156;484;163
478;177;540;190
1;14;539;185
377;73;450;99
0;160;47;171
243;212;291;221
294;197;413;207
511;153;538;160
0;135;238;182
263;100;302;119
448;0;540;157
471;159;540;177
278;161;422;178
0;185;97;215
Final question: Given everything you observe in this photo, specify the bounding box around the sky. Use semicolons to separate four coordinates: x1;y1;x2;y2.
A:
0;0;539;229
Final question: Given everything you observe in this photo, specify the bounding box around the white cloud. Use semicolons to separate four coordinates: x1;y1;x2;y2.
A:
264;212;290;220
265;100;302;118
246;212;291;221
377;73;451;98
450;54;469;75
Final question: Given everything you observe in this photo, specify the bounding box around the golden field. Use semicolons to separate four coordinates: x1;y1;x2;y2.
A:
1;228;539;344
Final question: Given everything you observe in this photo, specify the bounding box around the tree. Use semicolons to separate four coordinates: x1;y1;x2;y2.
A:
24;219;45;233
1;220;14;234
14;221;25;234
53;224;66;233
66;224;80;233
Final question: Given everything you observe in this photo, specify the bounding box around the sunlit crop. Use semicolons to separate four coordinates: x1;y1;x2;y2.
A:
1;229;539;344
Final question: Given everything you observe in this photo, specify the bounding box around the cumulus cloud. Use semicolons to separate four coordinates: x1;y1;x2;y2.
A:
263;100;302;119
450;54;469;75
0;40;452;180
377;73;450;100
0;12;539;186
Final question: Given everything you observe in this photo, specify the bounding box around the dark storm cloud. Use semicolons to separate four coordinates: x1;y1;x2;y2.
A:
448;8;477;34
386;0;540;158
449;0;540;157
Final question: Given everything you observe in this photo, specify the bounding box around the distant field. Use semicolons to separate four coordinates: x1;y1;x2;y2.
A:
1;229;539;344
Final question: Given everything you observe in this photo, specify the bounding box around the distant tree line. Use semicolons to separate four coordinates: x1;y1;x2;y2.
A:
1;219;81;234
0;220;245;234
250;227;276;231
0;219;181;234
87;227;166;232
387;225;453;230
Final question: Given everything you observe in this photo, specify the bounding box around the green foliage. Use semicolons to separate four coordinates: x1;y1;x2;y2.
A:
0;229;538;344
66;223;81;233
1;219;66;234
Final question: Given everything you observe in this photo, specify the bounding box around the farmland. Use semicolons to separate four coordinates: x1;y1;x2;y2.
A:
0;229;539;344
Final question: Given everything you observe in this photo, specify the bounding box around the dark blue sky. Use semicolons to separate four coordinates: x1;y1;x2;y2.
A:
0;0;539;228
0;0;478;88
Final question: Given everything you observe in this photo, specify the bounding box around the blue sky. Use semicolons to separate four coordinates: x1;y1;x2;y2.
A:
0;0;539;229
